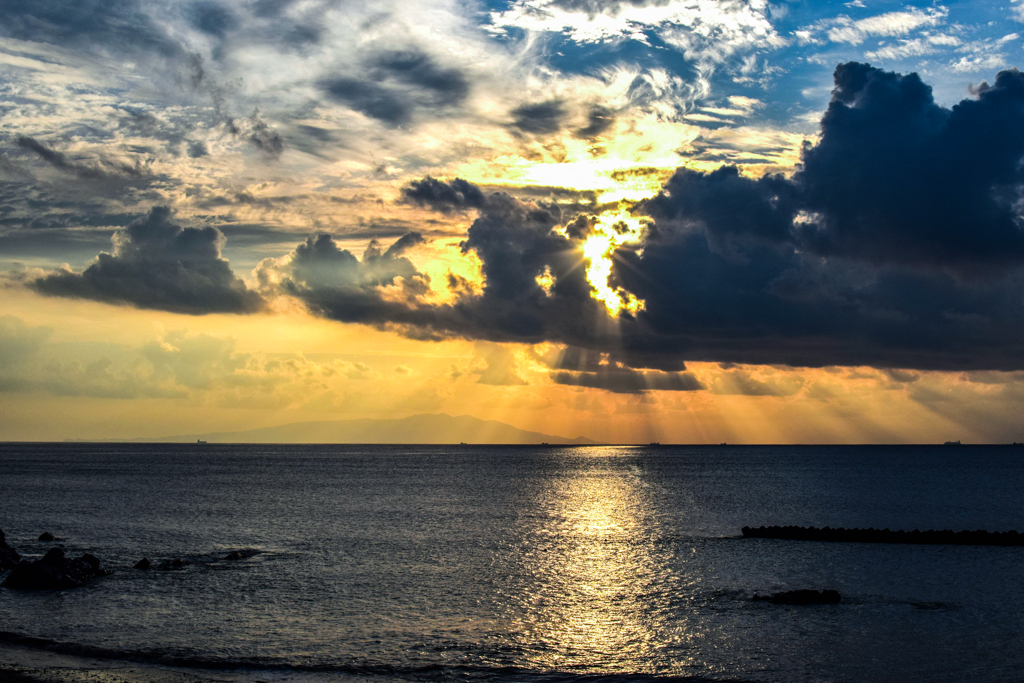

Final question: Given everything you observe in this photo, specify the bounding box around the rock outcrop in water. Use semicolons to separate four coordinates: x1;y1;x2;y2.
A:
38;532;56;541
3;548;112;589
741;525;1024;546
753;589;841;605
133;558;152;570
0;529;21;570
4;548;111;589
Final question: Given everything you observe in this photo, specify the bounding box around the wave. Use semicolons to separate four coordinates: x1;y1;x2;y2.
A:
0;631;756;683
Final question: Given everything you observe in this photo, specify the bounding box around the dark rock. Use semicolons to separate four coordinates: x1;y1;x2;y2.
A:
754;589;841;605
2;547;112;590
38;532;56;542
0;529;21;570
133;558;152;570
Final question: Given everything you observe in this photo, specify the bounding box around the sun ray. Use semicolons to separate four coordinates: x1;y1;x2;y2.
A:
582;211;648;316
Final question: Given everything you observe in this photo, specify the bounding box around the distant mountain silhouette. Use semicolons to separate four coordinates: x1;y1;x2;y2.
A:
133;414;599;445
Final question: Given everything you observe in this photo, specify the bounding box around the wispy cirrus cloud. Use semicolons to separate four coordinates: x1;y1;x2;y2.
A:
865;33;961;62
948;33;1020;72
797;6;948;46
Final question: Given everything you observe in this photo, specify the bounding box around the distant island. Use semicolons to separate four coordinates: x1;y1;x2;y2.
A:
123;413;600;445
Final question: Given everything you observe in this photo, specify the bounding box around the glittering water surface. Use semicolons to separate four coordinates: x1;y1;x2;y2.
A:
1;444;1024;683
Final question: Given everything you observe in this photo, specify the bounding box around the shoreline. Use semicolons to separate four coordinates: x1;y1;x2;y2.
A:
0;642;248;683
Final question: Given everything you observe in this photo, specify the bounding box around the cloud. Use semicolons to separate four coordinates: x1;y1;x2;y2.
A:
552;368;703;394
489;0;785;64
257;232;432;326
793;63;1024;266
709;368;804;396
0;0;182;57
16;137;148;181
227;111;284;157
400;177;487;213
574;104;617;139
292;64;1024;375
511;100;567;135
644;63;1024;268
948;34;1019;73
810;7;948;45
142;329;246;390
884;368;920;383
320;48;470;127
321;77;414;127
472;342;528;386
189;1;237;38
0;323;356;402
0;316;52;369
31;207;264;314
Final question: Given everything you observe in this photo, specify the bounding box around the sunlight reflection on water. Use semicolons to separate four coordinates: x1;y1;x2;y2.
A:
506;449;682;673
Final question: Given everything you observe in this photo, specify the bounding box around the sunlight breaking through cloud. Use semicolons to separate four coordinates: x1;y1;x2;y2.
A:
582;212;646;316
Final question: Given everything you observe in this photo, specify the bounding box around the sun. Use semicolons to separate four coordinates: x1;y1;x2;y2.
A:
582;212;647;316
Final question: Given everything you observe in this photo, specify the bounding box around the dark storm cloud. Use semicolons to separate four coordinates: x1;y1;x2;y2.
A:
510;100;567;135
641;165;797;248
373;50;469;100
16;137;148;181
610;222;1024;370
457;192;582;305
0;0;181;57
31;207;264;314
639;63;1024;271
533;345;699;391
792;63;1024;267
401;177;486;213
259;232;432;326
265;190;612;347
320;49;470;127
281;64;1024;375
321;78;412;126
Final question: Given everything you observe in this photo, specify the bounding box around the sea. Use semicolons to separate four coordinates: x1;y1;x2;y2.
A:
1;443;1023;683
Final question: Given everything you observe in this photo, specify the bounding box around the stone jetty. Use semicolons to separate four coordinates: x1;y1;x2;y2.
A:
741;525;1024;546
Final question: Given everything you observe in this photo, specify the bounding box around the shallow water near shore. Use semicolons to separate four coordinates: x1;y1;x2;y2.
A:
2;443;1023;683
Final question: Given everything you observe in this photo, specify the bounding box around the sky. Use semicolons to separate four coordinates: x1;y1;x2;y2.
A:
3;0;1024;443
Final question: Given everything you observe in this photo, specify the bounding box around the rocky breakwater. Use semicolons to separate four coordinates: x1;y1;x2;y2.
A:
742;525;1024;546
0;529;21;569
3;547;112;590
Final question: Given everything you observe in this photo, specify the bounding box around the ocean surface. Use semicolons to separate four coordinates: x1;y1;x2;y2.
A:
1;443;1023;683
